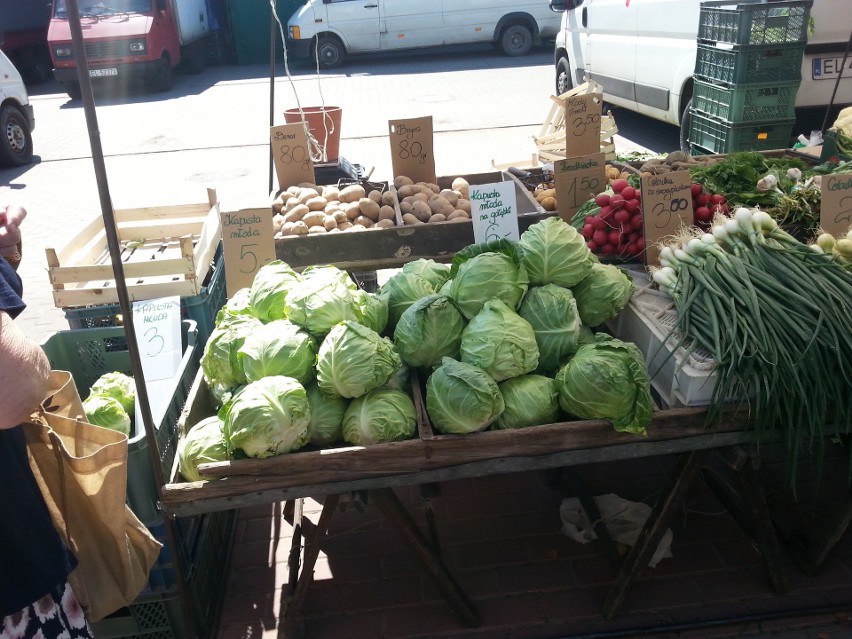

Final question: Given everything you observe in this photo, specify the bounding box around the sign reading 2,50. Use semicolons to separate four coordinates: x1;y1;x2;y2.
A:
651;197;689;229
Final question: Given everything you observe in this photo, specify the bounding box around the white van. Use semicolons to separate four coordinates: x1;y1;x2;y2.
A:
0;48;34;167
550;0;852;150
287;0;562;68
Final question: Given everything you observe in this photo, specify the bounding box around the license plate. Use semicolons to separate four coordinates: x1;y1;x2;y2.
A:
812;56;852;80
89;68;118;78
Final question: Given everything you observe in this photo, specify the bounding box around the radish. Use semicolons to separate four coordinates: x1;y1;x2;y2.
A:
593;230;608;245
625;199;640;215
695;194;710;207
628;231;640;243
582;223;594;240
635;236;645;251
710;194;726;206
620;186;636;201
595;193;611;207
611;178;629;193
626;242;638;256
614;209;631;224
600;243;615;255
608;229;621;245
591;216;607;231
694;206;712;223
587;241;598;251
631;215;644;230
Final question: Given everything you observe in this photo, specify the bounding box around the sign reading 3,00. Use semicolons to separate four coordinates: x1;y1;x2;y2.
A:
640;170;694;266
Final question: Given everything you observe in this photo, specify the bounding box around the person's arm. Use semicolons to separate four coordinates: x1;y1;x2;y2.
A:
0;310;50;429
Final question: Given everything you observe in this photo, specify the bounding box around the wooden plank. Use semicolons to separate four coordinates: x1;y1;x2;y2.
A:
52;278;201;307
114;202;212;223
50;257;194;286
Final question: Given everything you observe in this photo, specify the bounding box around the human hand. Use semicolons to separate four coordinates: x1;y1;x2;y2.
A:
0;204;26;259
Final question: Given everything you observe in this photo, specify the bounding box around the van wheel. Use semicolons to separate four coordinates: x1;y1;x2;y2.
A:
315;36;345;69
63;82;82;100
556;57;572;95
679;98;693;155
151;55;173;92
0;105;33;167
500;24;533;57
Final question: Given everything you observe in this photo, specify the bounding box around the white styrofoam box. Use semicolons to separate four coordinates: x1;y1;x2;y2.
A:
605;269;718;409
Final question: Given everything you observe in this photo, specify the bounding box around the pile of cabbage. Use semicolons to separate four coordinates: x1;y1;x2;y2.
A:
83;371;136;436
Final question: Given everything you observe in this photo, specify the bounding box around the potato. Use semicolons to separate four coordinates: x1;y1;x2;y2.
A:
456;199;471;214
332;210;349;225
298;182;322;193
375;219;396;229
452;177;470;199
338;221;354;231
379;205;396;222
306;196;328;211
358;197;381;221
279;221;295;236
368;189;383;204
536;188;556;202
428;214;447;223
308;225;327;234
272;213;285;233
339;184;366;203
402;213;423;226
411;200;432;222
353;215;375;228
302;211;327;228
327;228;341;234
449;216;469;223
284;198;304;213
298;188;319;204
394;175;414;189
323;215;338;231
412;192;429;203
540;196;557;212
439;189;459;207
350;225;368;232
286;185;302;196
344;201;362;221
448;210;469;221
399;200;413;216
291;221;309;235
381;191;396;207
322;186;340;201
418;182;440;195
397;184;419;199
283;204;309;223
271;199;284;214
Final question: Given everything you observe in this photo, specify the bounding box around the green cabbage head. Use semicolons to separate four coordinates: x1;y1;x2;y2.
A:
554;333;652;435
316;321;401;398
571;263;635;327
222;375;311;458
393;294;465;368
378;271;436;329
177;415;230;482
238;320;318;384
449;249;529;320
284;266;363;336
425;358;505;434
83;394;130;436
249;260;302;322
401;259;451;290
342;388;417;445
460;298;539;382
494;374;559;430
518;284;583;373
89;371;135;414
354;289;389;334
305;382;349;447
201;315;264;394
518;216;594;287
216;287;253;326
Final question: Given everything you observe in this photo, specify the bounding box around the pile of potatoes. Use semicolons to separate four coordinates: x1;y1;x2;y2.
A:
271;182;397;237
396;175;472;225
531;162;638;213
637;150;720;176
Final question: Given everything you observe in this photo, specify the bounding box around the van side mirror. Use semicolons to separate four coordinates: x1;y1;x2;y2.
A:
550;0;584;11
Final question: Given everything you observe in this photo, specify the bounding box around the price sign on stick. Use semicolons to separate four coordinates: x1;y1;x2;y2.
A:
820;172;852;237
388;116;436;185
564;93;602;157
553;152;607;224
271;123;315;189
221;208;276;297
470;181;519;243
641;171;695;266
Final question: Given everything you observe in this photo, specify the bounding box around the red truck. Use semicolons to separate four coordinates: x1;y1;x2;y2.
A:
48;0;211;99
0;0;53;84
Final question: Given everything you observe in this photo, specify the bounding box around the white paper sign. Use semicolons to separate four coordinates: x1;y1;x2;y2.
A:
132;296;182;383
470;181;519;243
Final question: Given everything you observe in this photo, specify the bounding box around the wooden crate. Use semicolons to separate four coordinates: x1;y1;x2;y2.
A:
46;189;222;308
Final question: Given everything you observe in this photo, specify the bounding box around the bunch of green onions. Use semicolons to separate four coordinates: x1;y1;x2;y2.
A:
651;208;852;485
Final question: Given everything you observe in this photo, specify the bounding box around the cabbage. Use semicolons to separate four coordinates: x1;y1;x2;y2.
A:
393;294;465;368
384;361;411;392
177;415;230;482
438;278;454;296
354;289;389;334
554;333;652;435
577;325;596;348
571;263;635;327
460;298;538;382
518;216;594;287
238;320;318;384
494;375;559;430
248;260;302;322
449;248;528;320
221;375;311;458
316;321;401;398
378;271;436;329
518;284;583;373
83;394;130;435
216;287;253;325
425;358;505;434
305;382;349;446
201;316;263;393
341;388;417;445
284;266;363;336
401;259;451;290
89;371;135;414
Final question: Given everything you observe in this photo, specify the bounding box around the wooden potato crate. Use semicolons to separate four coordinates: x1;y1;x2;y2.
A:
46;189;221;308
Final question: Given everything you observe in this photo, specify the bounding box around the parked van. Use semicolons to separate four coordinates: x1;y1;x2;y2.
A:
550;0;852;150
0;48;34;167
287;0;562;68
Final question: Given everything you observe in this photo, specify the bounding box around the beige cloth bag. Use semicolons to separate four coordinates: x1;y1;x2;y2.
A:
24;370;163;623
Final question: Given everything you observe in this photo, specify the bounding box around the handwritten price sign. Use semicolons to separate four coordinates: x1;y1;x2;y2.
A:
388;116;436;185
553;152;607;223
470;181;519;243
820;172;852;237
220;208;276;297
564;93;602;157
641;171;694;266
131;296;182;383
271;123;315;190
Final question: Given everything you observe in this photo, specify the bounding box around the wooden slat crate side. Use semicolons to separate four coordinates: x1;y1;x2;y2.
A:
52;277;202;308
113;202;213;223
49;257;196;287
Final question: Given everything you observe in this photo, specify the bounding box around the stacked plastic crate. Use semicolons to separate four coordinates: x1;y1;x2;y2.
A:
688;0;813;155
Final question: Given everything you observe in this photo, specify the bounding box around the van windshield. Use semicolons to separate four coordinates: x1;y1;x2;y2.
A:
53;0;153;18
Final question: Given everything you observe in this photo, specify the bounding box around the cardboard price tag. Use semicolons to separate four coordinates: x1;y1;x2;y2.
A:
271;123;315;190
564;93;602;157
221;209;277;296
819;173;852;237
131;296;182;383
553;153;607;223
641;171;694;266
388;116;436;185
470;181;519;243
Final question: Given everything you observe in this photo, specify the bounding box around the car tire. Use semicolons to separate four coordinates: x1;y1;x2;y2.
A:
499;24;533;57
315;36;345;69
556;56;572;95
152;55;173;92
0;105;33;168
679;98;693;155
63;82;82;100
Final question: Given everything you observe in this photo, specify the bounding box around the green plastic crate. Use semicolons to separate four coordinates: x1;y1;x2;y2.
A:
695;41;805;85
40;320;199;525
698;0;812;46
692;78;800;122
688;109;795;155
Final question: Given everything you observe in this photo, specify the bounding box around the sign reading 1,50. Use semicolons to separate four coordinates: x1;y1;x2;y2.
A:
398;139;426;164
651;197;689;229
571;113;601;136
562;172;602;208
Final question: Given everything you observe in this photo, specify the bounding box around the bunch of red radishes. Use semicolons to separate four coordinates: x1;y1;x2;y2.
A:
581;179;644;258
691;183;729;229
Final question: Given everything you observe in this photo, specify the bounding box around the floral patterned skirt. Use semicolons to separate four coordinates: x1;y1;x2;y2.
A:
0;581;92;639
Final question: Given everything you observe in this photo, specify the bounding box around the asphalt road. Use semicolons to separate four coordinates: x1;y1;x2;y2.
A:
1;44;681;342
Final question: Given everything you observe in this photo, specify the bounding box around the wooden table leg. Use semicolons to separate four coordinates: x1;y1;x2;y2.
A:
370;487;480;628
279;494;341;639
602;449;709;620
